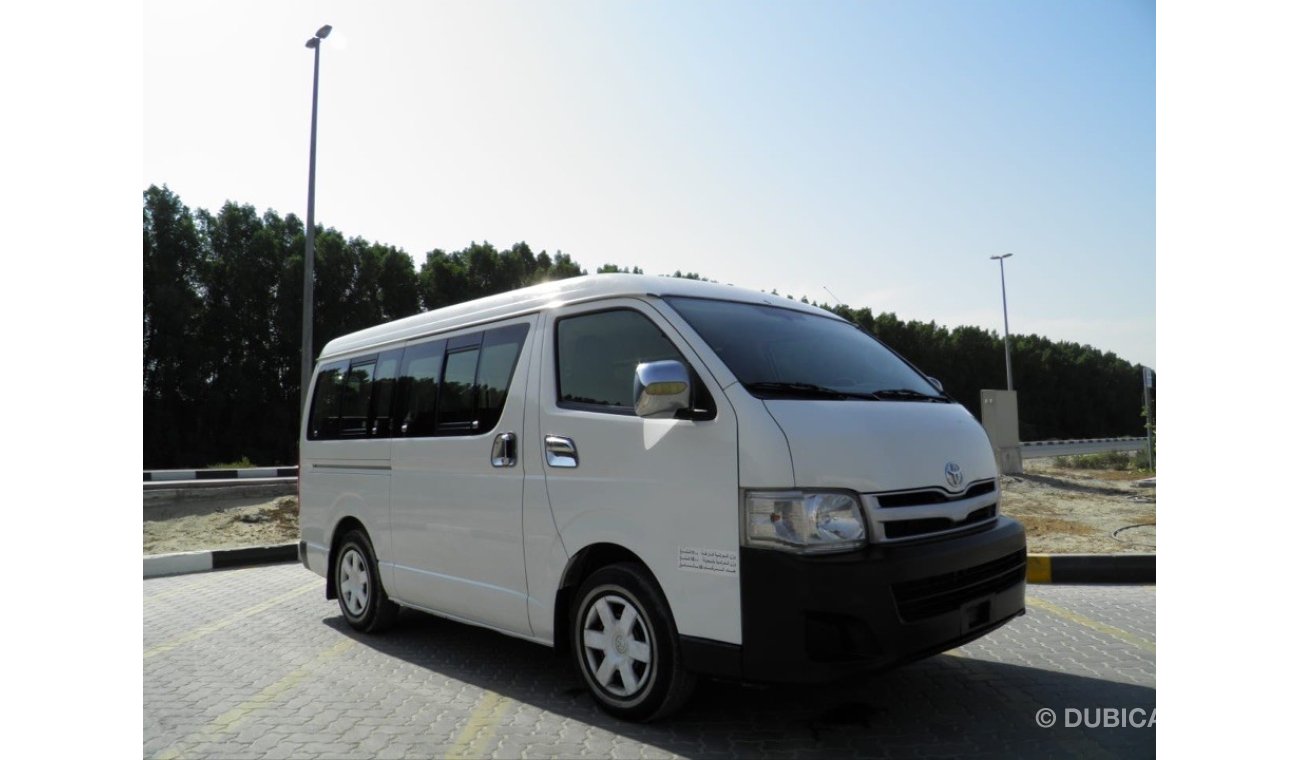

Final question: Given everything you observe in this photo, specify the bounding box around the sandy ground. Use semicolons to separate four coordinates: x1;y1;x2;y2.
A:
144;494;300;555
143;461;1155;556
1000;460;1156;554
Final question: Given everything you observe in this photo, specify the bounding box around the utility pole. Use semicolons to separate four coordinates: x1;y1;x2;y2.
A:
1142;365;1155;469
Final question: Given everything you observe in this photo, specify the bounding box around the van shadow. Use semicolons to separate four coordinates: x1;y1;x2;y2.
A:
324;610;1155;758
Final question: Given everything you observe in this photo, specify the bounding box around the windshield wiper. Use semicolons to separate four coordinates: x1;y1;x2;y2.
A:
744;382;880;401
872;388;949;402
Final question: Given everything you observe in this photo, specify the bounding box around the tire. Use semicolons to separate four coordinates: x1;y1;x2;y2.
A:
334;529;400;633
571;563;696;721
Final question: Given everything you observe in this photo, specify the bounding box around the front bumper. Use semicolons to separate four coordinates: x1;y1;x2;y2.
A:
687;516;1026;683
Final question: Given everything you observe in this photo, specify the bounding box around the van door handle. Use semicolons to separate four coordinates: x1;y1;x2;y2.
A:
490;432;517;467
544;435;578;468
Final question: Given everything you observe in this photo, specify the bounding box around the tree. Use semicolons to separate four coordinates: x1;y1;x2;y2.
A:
143;188;1149;466
143;185;204;467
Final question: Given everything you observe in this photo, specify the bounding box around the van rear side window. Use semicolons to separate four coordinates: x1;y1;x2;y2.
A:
394;323;529;438
307;364;346;440
437;347;481;433
396;340;445;437
338;361;376;437
308;353;400;440
310;323;530;441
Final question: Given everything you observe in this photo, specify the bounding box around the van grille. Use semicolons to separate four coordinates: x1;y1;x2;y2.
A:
876;480;996;508
891;548;1026;622
883;505;997;540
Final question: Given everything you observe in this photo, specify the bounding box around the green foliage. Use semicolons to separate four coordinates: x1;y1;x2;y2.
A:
142;187;583;469
144;186;1154;468
787;297;1149;442
208;456;255;469
670;271;715;282
1053;452;1137;470
417;242;584;310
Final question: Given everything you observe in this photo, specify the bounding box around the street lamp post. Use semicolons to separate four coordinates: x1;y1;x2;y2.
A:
990;253;1014;391
301;24;332;414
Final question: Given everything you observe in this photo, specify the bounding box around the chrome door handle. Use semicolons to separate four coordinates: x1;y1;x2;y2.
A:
544;435;578;468
491;432;517;467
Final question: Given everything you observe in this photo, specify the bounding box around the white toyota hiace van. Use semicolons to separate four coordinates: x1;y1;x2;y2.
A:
299;274;1026;720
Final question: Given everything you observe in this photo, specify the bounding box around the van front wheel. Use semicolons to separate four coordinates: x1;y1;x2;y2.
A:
572;563;696;721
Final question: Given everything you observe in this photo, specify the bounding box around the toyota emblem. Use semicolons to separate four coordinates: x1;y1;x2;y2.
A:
944;462;964;489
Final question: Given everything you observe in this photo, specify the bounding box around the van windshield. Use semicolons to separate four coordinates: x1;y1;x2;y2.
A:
664;297;946;402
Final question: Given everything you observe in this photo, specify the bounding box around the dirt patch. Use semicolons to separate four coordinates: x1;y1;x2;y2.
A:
143;460;1155;555
144;495;300;555
1000;460;1155;554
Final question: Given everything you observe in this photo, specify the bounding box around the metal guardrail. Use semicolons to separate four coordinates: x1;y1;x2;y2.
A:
145;467;299;482
1020;437;1146;459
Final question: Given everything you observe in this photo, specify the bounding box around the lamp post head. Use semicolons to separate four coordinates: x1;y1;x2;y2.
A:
990;253;1013;261
305;37;319;49
316;25;333;39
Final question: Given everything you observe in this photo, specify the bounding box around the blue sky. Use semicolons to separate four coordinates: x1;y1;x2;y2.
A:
144;0;1154;367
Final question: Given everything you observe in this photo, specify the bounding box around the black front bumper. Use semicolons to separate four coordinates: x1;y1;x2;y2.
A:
683;516;1027;683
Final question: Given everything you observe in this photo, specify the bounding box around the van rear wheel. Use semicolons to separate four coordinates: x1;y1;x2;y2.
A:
571;563;695;721
334;529;400;633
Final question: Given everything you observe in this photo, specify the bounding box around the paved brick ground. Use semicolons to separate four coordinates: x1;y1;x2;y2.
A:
145;565;1155;759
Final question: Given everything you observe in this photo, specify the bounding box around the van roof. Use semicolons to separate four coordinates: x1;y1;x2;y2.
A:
318;273;839;360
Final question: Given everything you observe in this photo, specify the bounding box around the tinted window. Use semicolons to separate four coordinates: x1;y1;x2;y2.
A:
367;350;402;437
307;363;346;440
338;361;376;438
391;323;530;438
437;346;480;432
557;310;686;412
397;340;444;437
665;297;941;400
476;324;529;431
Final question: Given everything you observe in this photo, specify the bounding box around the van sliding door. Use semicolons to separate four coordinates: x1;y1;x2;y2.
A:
388;316;536;636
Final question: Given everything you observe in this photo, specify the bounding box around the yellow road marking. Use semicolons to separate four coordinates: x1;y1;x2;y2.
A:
153;637;356;760
144;582;318;660
1026;595;1156;653
445;690;512;760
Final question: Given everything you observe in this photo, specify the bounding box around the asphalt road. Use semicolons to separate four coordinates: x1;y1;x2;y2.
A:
145;565;1155;759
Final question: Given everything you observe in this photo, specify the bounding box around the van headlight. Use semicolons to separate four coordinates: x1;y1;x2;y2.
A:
744;490;866;554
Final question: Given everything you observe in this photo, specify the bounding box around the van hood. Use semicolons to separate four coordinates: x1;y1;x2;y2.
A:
762;399;997;494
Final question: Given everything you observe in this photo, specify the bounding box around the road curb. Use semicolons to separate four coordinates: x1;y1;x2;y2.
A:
144;543;298;578
1027;553;1155;584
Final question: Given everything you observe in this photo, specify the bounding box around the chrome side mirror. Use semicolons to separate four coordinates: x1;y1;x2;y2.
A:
926;376;944;392
634;360;691;418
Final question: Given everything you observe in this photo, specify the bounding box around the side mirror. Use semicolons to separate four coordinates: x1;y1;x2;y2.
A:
926;376;944;392
634;360;691;418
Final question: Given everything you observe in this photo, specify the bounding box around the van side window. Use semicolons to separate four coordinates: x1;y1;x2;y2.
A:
367;349;402;437
307;363;346;439
338;360;376;438
437;346;481;433
556;310;687;413
393;323;530;438
396;340;445;437
476;323;530;431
